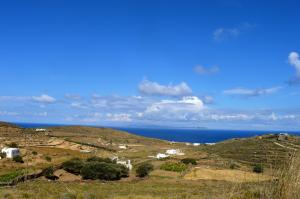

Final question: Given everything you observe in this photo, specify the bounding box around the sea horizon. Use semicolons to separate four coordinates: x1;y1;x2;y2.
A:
14;122;300;144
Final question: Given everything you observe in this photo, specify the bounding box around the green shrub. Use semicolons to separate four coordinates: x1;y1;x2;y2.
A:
45;156;52;162
160;162;187;172
80;162;129;181
86;156;114;163
0;152;6;159
253;164;264;173
32;151;38;155
181;158;197;165
136;163;154;178
6;142;18;148
42;166;57;180
62;158;84;175
13;155;24;163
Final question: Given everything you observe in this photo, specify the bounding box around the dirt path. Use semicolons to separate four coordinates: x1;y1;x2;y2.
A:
273;142;297;151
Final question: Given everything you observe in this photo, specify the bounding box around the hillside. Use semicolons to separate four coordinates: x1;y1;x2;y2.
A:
204;134;299;167
0;121;299;198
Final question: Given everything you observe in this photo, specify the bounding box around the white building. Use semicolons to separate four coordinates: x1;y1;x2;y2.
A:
117;160;133;170
166;149;177;155
193;143;201;146
156;153;169;159
111;156;133;170
1;147;20;158
35;128;46;132
118;145;127;149
166;149;185;156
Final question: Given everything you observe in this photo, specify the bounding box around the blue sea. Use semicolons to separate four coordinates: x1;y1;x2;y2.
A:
16;123;300;144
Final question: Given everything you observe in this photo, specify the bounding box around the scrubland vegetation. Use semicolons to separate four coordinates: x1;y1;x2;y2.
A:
0;122;300;198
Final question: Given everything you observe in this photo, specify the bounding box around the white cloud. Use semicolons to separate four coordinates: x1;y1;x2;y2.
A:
206;113;254;121
288;52;300;85
65;93;82;100
194;65;220;75
0;111;20;116
223;86;282;97
267;112;296;121
145;96;204;114
138;80;192;97
289;52;300;77
70;102;87;109
32;94;56;103
106;113;132;122
213;28;239;41
213;22;255;42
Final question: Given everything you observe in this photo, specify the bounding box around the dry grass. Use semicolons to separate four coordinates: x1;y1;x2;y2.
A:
184;167;271;183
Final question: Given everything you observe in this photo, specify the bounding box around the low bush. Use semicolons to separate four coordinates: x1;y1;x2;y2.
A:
32;151;38;155
80;161;129;181
45;156;52;162
42;166;58;180
0;152;6;159
13;155;24;163
160;162;187;172
62;158;84;175
253;164;264;173
6;142;18;148
181;158;197;165
136;163;154;178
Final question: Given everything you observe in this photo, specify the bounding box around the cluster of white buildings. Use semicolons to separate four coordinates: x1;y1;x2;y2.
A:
35;128;47;132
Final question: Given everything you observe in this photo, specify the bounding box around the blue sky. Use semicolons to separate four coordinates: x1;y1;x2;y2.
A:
0;0;300;130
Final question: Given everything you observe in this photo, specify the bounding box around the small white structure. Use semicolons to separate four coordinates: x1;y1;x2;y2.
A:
1;147;20;158
156;153;169;159
185;143;191;146
279;133;289;136
166;149;184;155
193;143;201;146
111;156;133;170
205;143;216;146
117;160;133;170
35;128;46;132
166;149;177;155
118;145;127;150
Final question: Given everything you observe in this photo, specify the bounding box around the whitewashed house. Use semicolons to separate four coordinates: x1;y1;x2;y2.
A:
35;128;46;132
117;160;133;170
1;147;20;158
205;143;216;146
166;149;177;155
111;156;133;170
166;149;185;156
193;143;200;146
156;153;169;159
118;145;127;149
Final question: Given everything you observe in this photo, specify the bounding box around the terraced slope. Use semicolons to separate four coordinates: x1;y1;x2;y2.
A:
204;134;299;167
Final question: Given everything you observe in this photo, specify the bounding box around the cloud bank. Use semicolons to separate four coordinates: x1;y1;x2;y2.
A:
138;80;192;97
223;86;282;97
